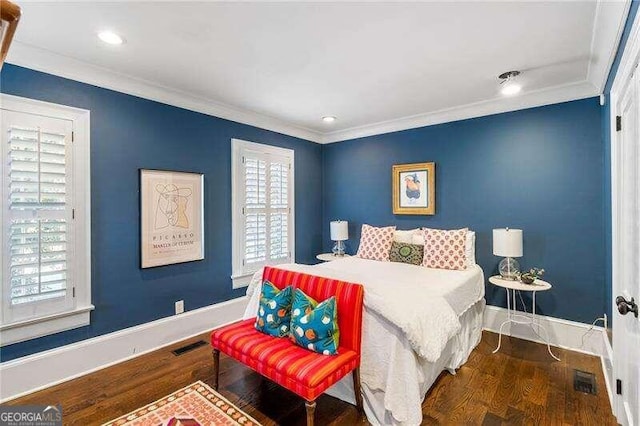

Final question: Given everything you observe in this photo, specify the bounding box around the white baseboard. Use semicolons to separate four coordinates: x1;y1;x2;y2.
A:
0;301;612;408
483;305;607;357
0;296;248;402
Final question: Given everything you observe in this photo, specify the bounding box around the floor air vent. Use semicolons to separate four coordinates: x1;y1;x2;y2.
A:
573;369;597;395
172;340;207;356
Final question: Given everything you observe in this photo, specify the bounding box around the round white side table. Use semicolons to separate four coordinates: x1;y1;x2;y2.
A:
316;253;351;262
488;275;560;361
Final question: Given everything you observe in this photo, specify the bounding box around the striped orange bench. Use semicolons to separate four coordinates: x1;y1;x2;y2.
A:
211;266;365;426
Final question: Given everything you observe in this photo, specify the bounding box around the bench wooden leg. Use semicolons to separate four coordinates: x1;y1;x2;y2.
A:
353;367;364;414
212;349;220;390
305;400;316;426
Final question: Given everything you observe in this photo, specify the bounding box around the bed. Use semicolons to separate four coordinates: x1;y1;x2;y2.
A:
242;256;485;425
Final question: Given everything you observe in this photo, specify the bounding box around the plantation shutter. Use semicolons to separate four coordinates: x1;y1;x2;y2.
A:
243;156;267;264
242;151;292;269
2;111;74;318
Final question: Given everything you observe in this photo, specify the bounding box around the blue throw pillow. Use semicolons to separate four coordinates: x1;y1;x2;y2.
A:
255;281;292;337
289;288;339;355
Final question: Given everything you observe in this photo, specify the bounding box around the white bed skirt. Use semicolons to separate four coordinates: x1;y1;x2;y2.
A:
325;298;486;426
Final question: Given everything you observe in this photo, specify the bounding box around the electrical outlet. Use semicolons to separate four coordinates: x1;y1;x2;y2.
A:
175;300;184;315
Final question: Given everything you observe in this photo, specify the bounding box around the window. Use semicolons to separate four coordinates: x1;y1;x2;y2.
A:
0;95;92;346
231;139;294;288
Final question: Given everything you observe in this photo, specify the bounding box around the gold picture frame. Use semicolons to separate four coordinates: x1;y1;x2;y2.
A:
392;162;435;215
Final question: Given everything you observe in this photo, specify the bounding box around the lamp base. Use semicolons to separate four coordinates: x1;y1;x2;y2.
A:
499;257;520;280
332;241;345;257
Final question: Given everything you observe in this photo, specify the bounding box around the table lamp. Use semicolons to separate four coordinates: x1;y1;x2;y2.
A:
493;228;523;280
330;220;348;256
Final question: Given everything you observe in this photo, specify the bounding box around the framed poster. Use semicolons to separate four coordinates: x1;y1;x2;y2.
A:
392;162;435;215
140;169;204;268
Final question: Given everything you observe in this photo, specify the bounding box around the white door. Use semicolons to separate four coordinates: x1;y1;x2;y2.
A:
612;63;640;426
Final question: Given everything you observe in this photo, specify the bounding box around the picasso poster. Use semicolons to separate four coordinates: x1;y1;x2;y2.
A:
392;162;435;215
140;169;204;268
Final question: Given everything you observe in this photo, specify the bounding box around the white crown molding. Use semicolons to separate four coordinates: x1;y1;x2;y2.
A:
586;0;632;92
6;0;628;148
6;42;324;143
0;296;248;402
321;80;599;144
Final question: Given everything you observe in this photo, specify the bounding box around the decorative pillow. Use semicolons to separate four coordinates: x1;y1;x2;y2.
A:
389;241;424;266
393;229;420;244
422;228;468;270
289;288;339;355
255;281;293;337
356;224;396;261
415;228;476;267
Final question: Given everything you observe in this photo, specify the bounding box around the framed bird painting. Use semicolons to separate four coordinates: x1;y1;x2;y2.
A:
392;162;435;215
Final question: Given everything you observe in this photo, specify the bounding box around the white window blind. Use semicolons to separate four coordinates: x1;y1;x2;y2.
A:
232;139;294;286
8;126;69;306
1;97;92;346
1;104;89;341
243;157;267;264
268;161;289;261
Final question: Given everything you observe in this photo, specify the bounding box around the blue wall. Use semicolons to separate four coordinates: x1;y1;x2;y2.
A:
602;0;639;322
322;98;605;323
6;6;638;358
0;64;322;362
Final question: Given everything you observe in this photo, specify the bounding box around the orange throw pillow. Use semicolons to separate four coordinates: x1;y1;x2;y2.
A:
356;224;396;262
422;228;468;270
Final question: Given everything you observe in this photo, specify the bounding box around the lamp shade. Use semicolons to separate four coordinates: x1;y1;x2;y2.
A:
493;228;523;257
330;221;348;241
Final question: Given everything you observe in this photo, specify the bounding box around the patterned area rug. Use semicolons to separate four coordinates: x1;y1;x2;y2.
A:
102;381;262;426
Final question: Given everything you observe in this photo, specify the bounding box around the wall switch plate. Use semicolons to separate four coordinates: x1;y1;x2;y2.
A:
175;300;184;315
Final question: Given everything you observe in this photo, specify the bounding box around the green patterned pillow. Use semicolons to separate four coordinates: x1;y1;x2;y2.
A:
255;281;292;337
389;241;424;266
289;288;339;355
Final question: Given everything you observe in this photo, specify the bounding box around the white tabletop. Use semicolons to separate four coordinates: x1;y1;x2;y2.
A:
488;275;551;292
316;253;351;262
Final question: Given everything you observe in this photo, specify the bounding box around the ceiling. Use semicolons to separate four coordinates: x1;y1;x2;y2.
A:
6;1;630;143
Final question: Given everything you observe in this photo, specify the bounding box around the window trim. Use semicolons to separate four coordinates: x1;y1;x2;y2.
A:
0;94;93;346
231;138;295;289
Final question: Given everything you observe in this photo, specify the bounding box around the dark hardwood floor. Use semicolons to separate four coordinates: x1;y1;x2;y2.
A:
5;331;616;425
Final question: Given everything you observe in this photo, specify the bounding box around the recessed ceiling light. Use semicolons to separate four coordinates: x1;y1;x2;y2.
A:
322;116;336;123
501;82;521;96
98;31;124;45
498;71;522;96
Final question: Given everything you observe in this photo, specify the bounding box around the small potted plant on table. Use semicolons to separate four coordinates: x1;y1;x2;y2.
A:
520;268;545;284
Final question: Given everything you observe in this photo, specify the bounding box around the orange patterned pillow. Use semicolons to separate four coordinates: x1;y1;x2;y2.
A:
422;228;468;270
356;224;396;261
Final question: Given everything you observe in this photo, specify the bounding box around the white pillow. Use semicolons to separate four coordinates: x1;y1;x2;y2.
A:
414;228;476;267
393;228;420;244
465;231;476;266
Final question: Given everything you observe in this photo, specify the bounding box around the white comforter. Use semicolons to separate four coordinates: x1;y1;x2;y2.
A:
243;257;485;424
246;258;481;362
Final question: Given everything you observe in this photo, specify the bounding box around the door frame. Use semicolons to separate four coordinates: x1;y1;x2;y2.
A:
610;7;640;425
